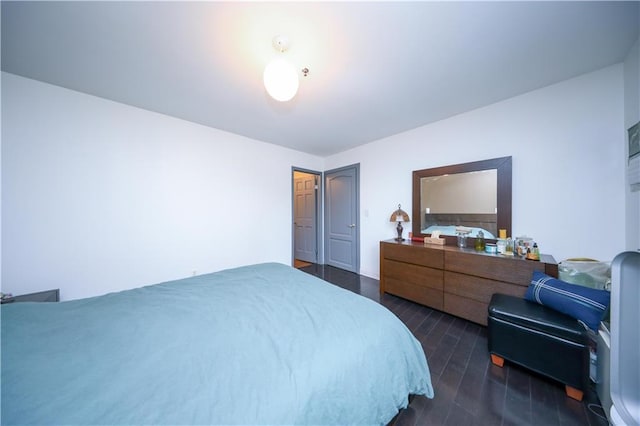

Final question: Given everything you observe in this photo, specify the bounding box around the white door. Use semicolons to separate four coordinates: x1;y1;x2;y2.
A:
324;165;359;273
294;172;318;263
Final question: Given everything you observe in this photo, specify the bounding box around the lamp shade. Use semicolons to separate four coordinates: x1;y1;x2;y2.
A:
263;58;299;102
390;204;410;222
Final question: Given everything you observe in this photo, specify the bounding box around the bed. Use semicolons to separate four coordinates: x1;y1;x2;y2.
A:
1;262;433;425
423;224;495;238
422;213;498;238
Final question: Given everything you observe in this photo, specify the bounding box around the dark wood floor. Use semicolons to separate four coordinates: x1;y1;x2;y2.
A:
299;264;609;426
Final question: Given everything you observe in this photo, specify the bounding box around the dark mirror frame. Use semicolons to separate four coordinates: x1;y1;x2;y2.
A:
412;156;512;245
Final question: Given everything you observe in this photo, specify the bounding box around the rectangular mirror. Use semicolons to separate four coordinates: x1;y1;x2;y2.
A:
412;156;512;243
421;169;498;237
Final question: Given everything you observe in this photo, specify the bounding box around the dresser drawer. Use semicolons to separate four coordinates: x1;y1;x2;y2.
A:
444;272;529;326
444;271;528;303
384;259;443;291
383;259;444;310
445;251;544;285
444;293;489;326
385;277;443;310
383;243;444;269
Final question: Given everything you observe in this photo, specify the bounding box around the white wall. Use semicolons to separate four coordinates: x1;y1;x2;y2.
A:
2;62;632;297
624;37;640;252
326;65;626;279
1;72;323;300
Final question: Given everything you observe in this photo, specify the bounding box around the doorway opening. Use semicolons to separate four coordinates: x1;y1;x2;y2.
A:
292;168;321;268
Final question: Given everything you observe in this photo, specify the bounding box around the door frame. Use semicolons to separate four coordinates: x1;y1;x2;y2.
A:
291;167;323;266
323;163;360;273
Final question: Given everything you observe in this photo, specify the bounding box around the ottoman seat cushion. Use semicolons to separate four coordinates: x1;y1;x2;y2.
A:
488;293;590;397
489;293;588;342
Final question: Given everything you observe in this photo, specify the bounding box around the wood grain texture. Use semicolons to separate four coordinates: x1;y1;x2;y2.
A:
384;259;444;291
445;250;546;285
444;271;528;302
383;243;444;269
444;293;491;326
385;277;444;310
380;240;557;326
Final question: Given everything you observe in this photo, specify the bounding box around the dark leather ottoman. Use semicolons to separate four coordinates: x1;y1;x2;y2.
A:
487;293;590;401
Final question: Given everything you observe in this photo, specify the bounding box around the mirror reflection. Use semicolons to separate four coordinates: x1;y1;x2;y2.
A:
421;169;497;238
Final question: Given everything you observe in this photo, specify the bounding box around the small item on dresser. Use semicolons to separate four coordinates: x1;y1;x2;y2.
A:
496;239;507;254
424;231;445;245
499;229;507;239
424;237;445;245
526;243;541;261
475;230;486;251
424;237;446;246
457;233;467;248
516;237;533;258
411;236;425;242
485;243;498;254
505;238;514;256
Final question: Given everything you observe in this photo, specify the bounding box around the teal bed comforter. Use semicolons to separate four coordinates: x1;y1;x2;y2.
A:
1;263;433;425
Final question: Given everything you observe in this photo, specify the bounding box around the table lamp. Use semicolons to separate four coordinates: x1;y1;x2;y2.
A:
389;204;410;241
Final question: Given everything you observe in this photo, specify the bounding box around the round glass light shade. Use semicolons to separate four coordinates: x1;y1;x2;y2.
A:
263;58;299;102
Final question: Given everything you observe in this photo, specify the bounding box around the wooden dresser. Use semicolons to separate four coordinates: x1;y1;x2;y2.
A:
380;240;558;326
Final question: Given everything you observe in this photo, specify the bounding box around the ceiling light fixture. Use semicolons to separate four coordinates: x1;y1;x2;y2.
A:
263;35;307;102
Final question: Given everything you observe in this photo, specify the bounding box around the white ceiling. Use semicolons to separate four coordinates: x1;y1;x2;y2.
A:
2;1;638;157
